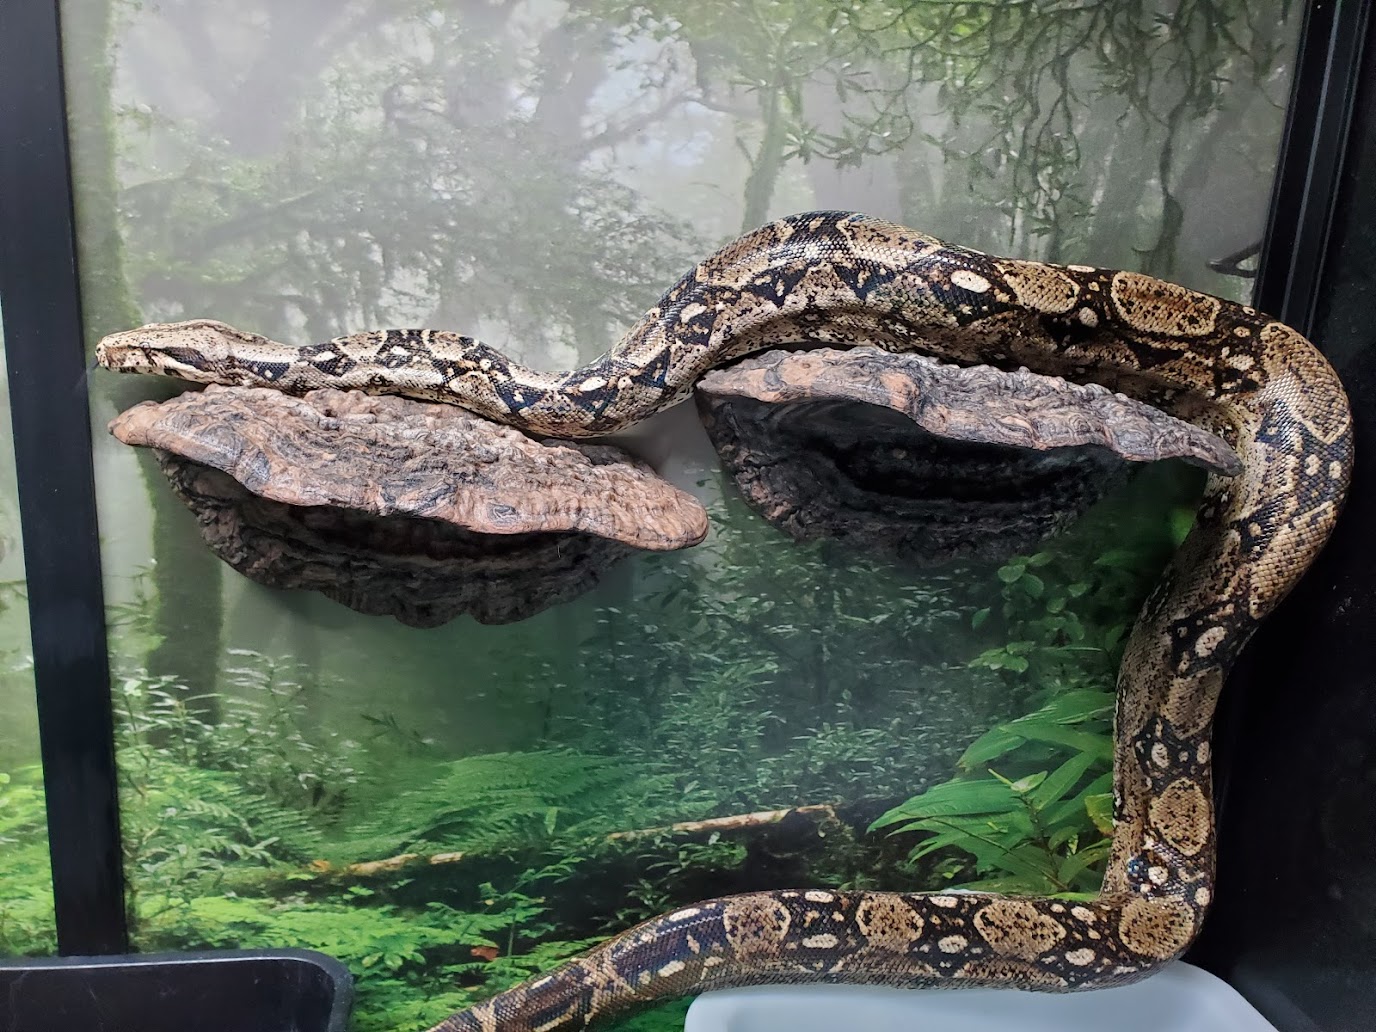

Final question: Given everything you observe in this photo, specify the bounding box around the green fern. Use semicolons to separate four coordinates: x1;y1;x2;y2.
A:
122;758;325;867
338;750;682;859
125;892;500;976
0;766;57;955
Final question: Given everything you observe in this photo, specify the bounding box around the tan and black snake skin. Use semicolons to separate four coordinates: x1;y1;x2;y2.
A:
97;211;1353;1031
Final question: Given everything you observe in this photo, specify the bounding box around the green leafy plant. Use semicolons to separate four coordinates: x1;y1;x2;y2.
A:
871;688;1115;896
872;469;1200;896
0;766;56;955
339;749;700;860
554;488;1010;814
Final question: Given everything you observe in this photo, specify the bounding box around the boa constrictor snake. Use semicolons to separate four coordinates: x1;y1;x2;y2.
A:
98;211;1353;1031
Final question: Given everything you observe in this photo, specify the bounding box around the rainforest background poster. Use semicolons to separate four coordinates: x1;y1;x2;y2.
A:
0;1;1299;1028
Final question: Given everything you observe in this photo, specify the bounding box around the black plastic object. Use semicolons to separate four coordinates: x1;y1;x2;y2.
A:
0;949;353;1032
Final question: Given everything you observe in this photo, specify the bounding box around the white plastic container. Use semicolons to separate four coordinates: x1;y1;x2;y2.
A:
684;963;1277;1031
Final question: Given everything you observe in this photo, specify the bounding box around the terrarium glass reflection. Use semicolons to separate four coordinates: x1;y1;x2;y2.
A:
57;1;1302;1028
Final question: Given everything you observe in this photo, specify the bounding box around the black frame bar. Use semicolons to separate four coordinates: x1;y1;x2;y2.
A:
1254;0;1372;330
0;0;127;953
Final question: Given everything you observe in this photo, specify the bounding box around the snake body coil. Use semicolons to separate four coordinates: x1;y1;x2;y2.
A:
98;211;1353;1031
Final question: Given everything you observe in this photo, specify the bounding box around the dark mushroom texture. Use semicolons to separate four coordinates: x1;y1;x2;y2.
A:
694;347;1240;565
109;385;708;626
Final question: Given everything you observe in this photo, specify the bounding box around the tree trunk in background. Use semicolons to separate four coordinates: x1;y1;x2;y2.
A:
62;0;224;706
1084;106;1152;269
740;84;789;232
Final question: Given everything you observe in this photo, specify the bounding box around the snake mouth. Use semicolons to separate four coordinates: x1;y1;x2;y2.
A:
96;320;249;379
96;333;226;381
95;331;166;374
93;334;135;370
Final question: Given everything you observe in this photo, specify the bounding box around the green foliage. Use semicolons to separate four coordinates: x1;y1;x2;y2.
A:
968;517;1188;690
122;758;322;883
113;670;352;928
92;657;630;1028
613;840;751;929
0;473;1203;1021
871;689;1115;896
0;535;52;956
114;662;356;833
214;650;362;813
555;487;1008;812
149;887;589;1028
873;468;1201;896
612;1000;696;1032
0;452;1189;1023
0;766;56;955
340;750;701;860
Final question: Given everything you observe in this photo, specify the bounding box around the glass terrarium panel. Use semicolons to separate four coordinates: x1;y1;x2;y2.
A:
0;313;56;956
61;1;1302;1029
1196;25;1376;1025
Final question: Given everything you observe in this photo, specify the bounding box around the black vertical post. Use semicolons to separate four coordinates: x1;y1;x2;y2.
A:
1254;0;1371;329
0;0;128;953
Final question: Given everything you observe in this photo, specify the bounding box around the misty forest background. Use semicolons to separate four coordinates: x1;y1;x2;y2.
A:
0;1;1297;1028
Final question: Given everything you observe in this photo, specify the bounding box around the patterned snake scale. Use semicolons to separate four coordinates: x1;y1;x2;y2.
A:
98;211;1354;1031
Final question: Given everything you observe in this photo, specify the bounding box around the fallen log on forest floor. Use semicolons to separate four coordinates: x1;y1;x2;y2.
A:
293;802;843;882
605;803;840;841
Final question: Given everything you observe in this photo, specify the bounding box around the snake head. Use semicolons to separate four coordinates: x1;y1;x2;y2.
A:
95;319;251;383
